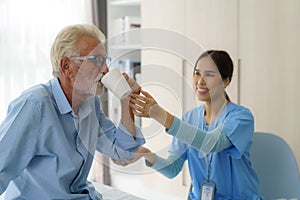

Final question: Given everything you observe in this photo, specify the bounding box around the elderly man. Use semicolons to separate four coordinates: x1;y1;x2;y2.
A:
0;24;144;199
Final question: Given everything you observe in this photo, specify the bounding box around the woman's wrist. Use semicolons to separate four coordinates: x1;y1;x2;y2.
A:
149;104;174;129
164;111;174;130
143;149;156;165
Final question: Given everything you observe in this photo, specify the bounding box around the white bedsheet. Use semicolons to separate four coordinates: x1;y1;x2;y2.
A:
93;182;145;200
0;182;145;200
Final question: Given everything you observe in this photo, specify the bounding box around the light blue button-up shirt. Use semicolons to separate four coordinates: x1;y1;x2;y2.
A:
0;77;145;199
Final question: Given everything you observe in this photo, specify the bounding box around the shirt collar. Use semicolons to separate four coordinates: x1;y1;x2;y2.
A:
51;77;72;115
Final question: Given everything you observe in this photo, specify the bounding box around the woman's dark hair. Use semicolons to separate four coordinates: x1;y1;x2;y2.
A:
194;50;234;101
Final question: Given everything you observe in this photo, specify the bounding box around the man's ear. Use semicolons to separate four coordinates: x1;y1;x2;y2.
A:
60;57;70;75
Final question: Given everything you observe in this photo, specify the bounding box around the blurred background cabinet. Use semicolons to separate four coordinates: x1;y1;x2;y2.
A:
106;0;141;124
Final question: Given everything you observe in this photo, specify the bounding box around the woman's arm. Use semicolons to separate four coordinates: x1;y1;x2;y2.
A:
112;146;185;179
167;117;232;153
146;152;185;179
129;90;232;154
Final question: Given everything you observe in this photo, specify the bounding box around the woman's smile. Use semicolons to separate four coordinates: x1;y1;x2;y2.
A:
196;86;209;95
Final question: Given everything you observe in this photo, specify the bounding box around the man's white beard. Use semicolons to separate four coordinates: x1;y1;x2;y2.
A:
94;81;105;96
74;73;104;96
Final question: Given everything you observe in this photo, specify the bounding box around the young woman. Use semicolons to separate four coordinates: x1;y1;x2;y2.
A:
129;50;263;199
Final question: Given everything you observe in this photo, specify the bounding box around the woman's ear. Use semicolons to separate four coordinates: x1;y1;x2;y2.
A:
223;77;230;88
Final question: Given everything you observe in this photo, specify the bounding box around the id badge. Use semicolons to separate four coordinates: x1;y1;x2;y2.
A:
200;180;215;200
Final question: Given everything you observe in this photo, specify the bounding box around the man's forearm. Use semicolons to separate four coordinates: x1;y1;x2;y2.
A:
121;97;136;137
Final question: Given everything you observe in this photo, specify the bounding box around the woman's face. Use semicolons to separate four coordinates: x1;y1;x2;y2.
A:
193;56;228;102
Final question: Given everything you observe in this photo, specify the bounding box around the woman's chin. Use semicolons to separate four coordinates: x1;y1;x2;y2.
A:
195;93;206;100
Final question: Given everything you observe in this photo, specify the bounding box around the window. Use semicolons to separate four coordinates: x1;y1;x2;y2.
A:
0;0;92;122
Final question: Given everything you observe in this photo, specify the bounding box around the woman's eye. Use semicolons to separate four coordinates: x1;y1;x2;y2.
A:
206;73;215;77
194;71;200;76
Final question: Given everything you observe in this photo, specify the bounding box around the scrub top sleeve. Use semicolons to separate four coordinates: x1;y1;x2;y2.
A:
223;109;254;158
169;137;188;161
166;116;181;134
146;153;185;179
159;116;188;162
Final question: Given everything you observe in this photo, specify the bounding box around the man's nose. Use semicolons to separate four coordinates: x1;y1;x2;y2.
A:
101;63;109;74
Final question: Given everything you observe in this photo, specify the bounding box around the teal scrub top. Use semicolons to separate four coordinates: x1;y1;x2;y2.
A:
168;102;263;200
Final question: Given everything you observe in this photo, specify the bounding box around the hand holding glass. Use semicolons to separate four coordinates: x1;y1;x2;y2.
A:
101;68;132;100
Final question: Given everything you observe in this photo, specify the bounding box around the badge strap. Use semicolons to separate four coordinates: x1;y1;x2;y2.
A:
205;153;213;181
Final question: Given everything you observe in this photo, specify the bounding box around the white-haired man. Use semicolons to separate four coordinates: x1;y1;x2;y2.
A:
0;24;144;199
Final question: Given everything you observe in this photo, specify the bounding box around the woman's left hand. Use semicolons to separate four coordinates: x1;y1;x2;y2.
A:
129;90;159;118
130;90;174;129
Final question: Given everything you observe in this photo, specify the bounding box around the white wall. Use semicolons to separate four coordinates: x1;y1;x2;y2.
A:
239;0;300;168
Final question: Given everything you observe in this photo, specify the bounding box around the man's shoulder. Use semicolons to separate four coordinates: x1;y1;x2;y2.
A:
8;81;53;109
6;81;53;116
21;82;51;101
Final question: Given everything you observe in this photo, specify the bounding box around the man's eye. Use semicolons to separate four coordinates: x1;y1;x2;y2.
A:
95;56;104;63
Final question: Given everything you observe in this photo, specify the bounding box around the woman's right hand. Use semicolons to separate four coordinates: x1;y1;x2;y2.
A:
111;146;156;166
